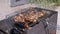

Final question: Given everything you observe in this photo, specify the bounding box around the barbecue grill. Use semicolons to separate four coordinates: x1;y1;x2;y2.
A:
0;7;58;34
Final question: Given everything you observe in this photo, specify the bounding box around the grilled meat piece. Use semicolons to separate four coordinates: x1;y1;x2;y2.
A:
13;9;46;29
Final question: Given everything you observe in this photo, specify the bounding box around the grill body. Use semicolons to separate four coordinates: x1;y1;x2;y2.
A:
0;7;58;34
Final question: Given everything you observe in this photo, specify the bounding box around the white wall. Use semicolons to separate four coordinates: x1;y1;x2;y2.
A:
0;0;11;20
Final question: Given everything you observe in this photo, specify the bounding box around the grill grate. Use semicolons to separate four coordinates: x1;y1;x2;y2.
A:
0;7;57;34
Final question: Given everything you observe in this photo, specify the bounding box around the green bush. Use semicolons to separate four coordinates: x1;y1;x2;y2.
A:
47;0;60;6
30;0;60;6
